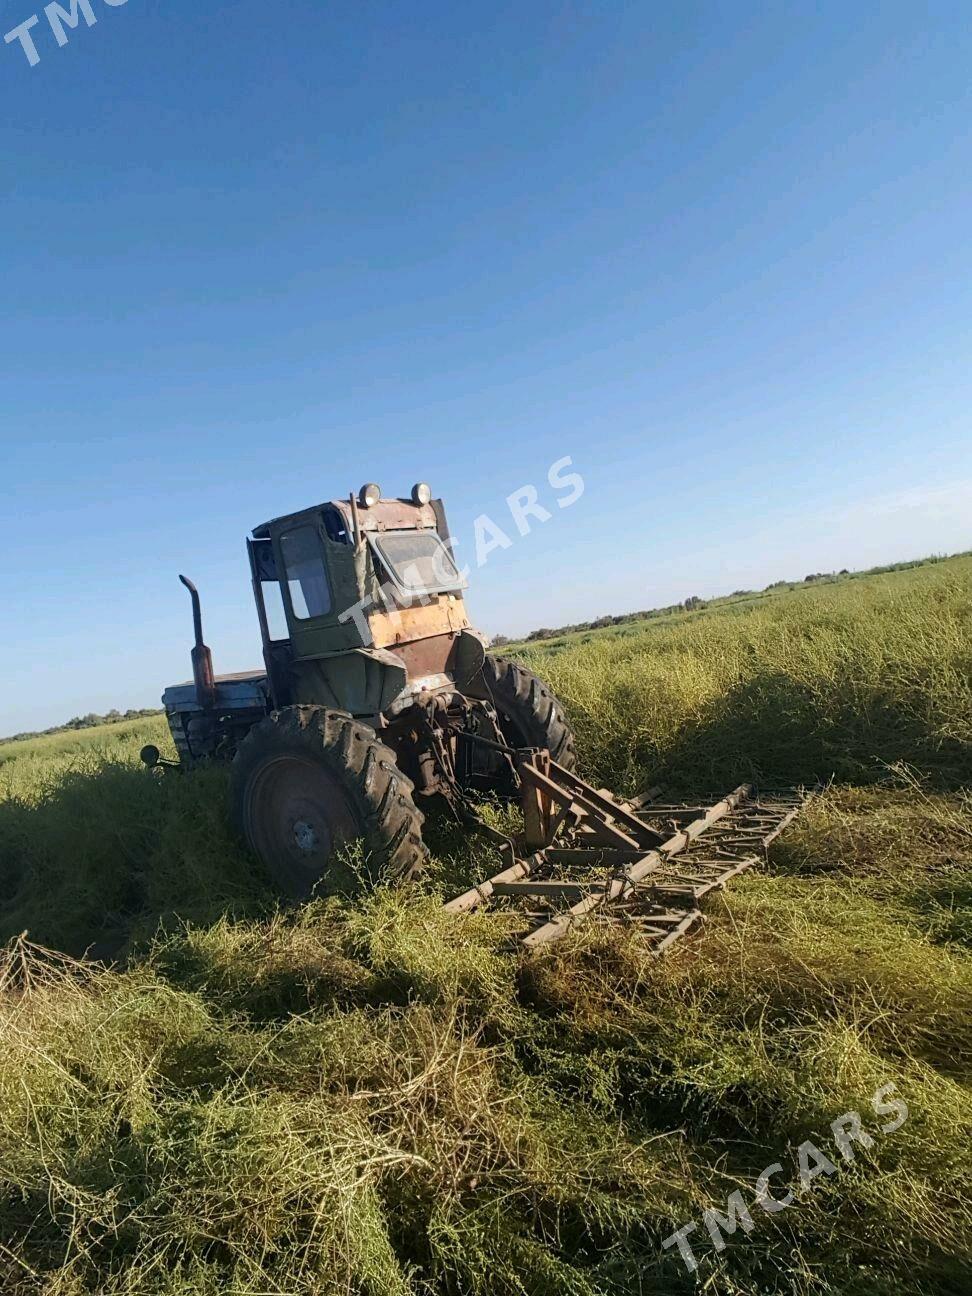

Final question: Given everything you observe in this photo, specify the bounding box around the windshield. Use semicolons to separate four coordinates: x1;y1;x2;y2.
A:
370;529;465;596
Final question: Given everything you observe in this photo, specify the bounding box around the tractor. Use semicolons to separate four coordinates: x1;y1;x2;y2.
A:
147;483;576;896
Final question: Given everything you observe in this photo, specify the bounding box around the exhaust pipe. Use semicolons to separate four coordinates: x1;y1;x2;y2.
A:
179;574;217;711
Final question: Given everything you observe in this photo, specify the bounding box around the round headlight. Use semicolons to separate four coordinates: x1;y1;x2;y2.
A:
411;482;432;506
359;483;381;508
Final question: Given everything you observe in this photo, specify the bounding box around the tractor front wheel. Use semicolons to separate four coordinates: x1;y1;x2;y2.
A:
469;656;577;769
230;706;428;898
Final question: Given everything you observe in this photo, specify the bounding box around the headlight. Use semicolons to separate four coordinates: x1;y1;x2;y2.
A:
359;483;381;508
411;482;432;505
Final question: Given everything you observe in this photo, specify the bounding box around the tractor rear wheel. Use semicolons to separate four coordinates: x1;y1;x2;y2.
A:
230;706;427;898
470;656;577;769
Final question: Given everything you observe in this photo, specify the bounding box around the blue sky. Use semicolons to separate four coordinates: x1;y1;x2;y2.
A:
1;1;970;735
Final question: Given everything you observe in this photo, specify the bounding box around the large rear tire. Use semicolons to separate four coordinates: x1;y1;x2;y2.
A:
469;656;577;769
230;706;427;898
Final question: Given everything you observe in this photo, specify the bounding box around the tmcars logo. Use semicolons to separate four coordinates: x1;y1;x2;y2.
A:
5;0;130;69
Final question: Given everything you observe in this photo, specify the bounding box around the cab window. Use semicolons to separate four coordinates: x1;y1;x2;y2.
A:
370;529;465;597
280;526;332;619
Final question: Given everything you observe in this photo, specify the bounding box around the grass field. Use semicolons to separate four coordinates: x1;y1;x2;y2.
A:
1;557;970;1295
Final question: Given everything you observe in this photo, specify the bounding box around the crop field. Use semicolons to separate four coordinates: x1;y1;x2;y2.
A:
1;557;970;1295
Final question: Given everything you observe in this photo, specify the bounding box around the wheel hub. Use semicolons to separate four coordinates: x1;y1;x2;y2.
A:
292;818;319;854
244;754;357;891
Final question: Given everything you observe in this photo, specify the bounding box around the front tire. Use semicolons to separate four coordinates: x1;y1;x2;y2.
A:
469;656;577;769
230;706;428;898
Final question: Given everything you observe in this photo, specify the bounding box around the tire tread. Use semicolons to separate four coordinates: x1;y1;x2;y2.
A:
230;705;427;894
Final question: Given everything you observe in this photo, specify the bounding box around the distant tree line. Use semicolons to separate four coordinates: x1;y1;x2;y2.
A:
490;549;970;647
1;708;163;746
491;595;711;646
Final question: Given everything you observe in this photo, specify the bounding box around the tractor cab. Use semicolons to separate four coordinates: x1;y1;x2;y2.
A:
247;484;486;721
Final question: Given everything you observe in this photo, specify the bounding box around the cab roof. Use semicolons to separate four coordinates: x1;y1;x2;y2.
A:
252;495;441;539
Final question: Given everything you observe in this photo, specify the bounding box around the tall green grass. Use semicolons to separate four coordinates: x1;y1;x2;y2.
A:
1;558;970;1294
522;559;972;793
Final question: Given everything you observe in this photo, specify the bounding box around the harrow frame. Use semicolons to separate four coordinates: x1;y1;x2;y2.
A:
447;751;818;953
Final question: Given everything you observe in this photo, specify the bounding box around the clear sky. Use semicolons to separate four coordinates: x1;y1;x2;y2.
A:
2;1;971;735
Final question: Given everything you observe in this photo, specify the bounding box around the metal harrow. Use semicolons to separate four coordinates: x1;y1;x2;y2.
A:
446;751;817;953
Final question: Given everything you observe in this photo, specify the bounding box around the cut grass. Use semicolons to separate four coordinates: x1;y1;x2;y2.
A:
0;557;970;1294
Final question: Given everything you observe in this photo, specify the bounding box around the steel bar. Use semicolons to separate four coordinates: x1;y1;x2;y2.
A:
521;785;752;947
543;847;644;865
624;785;663;810
544;763;668;845
446;780;817;958
492;880;603;899
519;763;644;849
443;851;545;913
760;793;818;846
653;910;704;954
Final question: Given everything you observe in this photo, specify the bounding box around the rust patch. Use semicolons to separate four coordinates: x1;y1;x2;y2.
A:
332;497;438;534
369;596;469;649
390;632;461;679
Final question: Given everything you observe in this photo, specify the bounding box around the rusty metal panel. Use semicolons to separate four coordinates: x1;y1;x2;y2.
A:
387;632;460;680
331;497;439;534
369;597;469;649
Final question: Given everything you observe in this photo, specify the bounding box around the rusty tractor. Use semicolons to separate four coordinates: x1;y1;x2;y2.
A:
146;483;578;895
148;482;815;948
